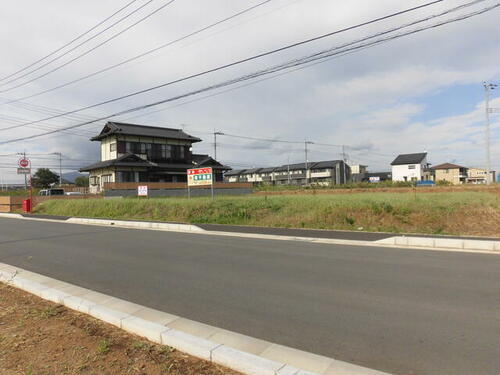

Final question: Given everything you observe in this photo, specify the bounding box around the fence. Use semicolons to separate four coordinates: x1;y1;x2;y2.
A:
0;196;25;213
103;182;252;190
0;194;101;213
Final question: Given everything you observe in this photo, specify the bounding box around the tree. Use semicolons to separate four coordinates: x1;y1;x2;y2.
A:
32;168;59;188
75;176;89;187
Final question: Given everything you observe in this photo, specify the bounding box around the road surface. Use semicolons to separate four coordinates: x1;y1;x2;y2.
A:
0;217;498;375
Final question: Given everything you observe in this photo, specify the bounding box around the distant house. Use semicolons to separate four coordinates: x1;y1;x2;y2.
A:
467;167;496;184
80;122;231;193
224;160;350;185
391;152;431;182
362;172;392;183
432;163;468;185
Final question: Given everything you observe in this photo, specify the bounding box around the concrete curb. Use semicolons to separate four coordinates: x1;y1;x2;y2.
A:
0;212;498;253
0;263;389;375
375;236;500;252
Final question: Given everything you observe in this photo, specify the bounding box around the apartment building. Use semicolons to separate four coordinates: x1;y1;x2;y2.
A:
224;160;351;185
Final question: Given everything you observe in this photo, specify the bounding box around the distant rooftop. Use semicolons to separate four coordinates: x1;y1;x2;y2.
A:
391;152;427;166
432;163;466;170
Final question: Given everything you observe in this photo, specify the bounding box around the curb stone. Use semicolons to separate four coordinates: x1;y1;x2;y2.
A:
0;212;498;253
0;263;390;375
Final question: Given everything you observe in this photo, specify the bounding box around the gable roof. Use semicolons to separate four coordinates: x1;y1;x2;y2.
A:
391;152;427;165
310;160;344;169
91;122;202;143
192;154;231;171
432;163;466;170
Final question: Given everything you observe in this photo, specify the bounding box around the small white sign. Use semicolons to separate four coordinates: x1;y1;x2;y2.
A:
17;167;31;175
369;176;380;183
138;185;148;196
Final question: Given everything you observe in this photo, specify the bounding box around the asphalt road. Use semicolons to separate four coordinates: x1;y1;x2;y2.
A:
0;217;499;375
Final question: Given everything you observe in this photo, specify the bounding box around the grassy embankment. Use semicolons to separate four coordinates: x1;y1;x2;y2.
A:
35;190;500;237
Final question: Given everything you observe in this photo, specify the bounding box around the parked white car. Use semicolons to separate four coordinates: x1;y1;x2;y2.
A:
38;188;65;196
65;191;84;196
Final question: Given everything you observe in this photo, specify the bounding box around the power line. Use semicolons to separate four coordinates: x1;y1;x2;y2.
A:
2;1;496;145
2;0;277;105
0;0;142;83
0;0;178;92
0;0;446;134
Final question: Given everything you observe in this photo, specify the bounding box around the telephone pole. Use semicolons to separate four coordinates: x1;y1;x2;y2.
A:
23;151;27;190
213;131;224;160
484;82;497;184
53;152;62;185
304;140;313;184
342;145;347;184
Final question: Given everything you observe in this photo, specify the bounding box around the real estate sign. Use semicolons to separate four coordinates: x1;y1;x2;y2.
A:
137;185;148;196
187;167;213;186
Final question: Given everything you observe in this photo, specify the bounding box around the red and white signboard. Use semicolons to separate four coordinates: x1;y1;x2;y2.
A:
18;157;30;168
187;167;213;187
137;185;148;196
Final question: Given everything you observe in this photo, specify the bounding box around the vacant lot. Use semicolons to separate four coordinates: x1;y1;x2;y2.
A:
35;190;500;237
0;284;237;375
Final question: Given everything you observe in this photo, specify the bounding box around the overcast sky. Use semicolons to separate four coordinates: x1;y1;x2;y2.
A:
0;0;499;183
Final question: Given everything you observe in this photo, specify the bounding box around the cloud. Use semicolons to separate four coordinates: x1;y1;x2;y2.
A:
0;0;499;181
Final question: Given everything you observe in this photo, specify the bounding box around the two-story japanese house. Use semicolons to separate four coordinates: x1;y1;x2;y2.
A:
80;122;230;193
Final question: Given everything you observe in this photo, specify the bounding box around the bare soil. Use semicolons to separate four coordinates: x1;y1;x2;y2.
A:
0;284;239;375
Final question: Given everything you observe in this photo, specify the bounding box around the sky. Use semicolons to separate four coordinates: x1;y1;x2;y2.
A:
0;0;499;183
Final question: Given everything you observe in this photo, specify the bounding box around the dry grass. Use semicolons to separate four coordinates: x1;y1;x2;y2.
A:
0;284;239;375
34;190;500;237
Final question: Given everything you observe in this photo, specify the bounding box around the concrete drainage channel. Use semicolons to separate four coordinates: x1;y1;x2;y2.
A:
1;213;499;253
0;263;389;375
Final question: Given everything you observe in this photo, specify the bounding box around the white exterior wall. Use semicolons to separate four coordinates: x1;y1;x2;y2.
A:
89;168;116;194
310;170;332;178
391;157;427;181
101;136;117;161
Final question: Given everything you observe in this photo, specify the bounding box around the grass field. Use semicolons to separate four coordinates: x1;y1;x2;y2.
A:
34;190;500;237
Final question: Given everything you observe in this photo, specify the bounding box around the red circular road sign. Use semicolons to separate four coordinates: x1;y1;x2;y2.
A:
18;158;30;168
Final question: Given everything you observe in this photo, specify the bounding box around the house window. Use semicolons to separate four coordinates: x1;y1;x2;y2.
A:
101;174;112;183
118;171;136;182
110;143;116;152
408;165;416;169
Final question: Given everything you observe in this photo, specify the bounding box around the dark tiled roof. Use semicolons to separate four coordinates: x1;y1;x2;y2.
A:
432;163;466;170
310;160;343;169
391;152;427;165
274;163;307;172
192;154;231;171
80;153;156;172
258;167;276;173
91;122;202;142
241;168;262;174
224;169;245;176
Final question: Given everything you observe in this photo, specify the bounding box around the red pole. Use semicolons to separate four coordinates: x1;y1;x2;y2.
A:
29;175;33;213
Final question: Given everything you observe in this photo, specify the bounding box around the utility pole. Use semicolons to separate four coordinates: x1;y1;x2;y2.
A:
484;82;497;184
213;131;224;160
287;155;291;184
23;151;27;190
53;152;62;186
304;140;313;184
342;145;347;184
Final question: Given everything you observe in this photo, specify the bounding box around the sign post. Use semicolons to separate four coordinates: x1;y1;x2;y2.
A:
187;167;214;199
18;156;30;190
